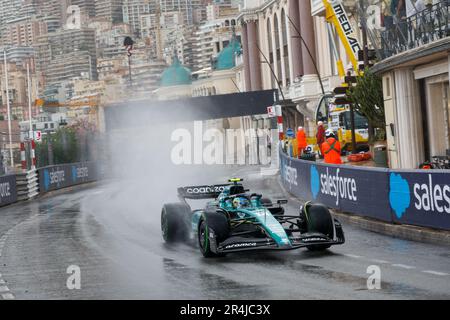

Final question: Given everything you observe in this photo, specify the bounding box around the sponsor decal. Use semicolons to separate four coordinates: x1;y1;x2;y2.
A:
389;173;450;219
50;170;65;185
0;182;11;198
283;163;298;186
186;185;226;194
331;1;361;54
311;166;358;206
413;174;450;214
72;166;89;182
389;173;410;218
310;166;320;199
224;242;257;249
43;169;65;191
302;237;328;242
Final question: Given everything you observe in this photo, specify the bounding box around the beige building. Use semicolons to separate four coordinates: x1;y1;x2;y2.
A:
0;62;38;122
237;0;362;136
5;18;48;47
372;0;449;169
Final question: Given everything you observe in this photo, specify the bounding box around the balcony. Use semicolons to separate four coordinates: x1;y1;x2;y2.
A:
377;0;449;60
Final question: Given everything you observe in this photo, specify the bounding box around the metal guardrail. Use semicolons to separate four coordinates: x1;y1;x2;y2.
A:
379;0;449;59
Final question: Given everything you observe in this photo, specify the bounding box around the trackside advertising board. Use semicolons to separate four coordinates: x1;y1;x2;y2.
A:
280;150;450;230
389;171;450;230
280;152;391;222
38;162;100;193
0;174;17;207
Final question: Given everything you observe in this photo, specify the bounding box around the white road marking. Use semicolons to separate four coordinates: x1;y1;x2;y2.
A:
0;285;10;293
422;270;449;276
371;259;390;264
343;254;362;259
1;293;15;300
392;264;416;270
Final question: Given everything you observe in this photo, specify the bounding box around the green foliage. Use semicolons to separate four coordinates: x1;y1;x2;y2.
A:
348;68;386;140
35;127;79;167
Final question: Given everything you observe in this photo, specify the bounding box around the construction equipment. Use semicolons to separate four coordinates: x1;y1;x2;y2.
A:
322;0;363;75
315;0;369;153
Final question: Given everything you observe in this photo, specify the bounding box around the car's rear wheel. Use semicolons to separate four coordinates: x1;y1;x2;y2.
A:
161;203;191;243
198;212;229;258
302;203;334;251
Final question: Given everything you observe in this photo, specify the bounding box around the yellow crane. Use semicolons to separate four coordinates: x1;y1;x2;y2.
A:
35;95;99;108
322;0;363;76
35;96;101;128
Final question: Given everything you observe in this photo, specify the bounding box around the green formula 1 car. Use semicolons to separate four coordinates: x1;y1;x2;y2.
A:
161;178;345;257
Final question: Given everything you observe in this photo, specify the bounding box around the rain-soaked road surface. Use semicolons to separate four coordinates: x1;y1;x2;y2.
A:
0;165;449;300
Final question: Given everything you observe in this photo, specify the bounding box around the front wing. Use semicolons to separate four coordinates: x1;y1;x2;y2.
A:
209;231;345;254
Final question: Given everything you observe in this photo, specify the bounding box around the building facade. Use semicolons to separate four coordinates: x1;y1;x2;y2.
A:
372;0;449;169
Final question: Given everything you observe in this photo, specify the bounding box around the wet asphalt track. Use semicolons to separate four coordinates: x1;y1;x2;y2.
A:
0;166;449;300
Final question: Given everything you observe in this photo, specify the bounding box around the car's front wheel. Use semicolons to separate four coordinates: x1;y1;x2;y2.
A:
198;212;229;258
301;203;334;252
161;203;191;243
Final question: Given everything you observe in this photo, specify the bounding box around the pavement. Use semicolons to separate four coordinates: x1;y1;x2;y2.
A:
0;165;449;299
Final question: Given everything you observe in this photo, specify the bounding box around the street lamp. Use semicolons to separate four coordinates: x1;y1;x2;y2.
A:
3;50;14;171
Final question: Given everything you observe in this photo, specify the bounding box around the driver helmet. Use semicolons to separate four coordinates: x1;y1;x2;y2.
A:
233;197;249;209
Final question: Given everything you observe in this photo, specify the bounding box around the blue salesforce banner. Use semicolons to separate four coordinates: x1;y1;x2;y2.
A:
389;170;450;230
280;148;450;231
280;151;391;222
0;174;17;207
309;164;391;222
39;162;100;193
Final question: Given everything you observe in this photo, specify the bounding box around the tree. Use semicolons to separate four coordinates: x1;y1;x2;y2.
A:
347;68;386;142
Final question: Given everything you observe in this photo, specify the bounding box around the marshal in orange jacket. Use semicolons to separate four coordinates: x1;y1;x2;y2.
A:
322;137;343;164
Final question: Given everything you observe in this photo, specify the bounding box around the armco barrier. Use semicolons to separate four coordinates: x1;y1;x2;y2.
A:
279;149;450;231
38;162;100;193
0;174;18;207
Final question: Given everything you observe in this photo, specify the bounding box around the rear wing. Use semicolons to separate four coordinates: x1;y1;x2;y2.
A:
177;184;230;200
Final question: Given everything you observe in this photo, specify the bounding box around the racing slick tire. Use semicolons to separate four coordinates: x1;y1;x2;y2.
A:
198;211;230;258
302;203;334;251
161;202;191;243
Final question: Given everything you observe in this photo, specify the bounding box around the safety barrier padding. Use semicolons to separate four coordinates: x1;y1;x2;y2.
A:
37;162;100;194
0;175;17;207
279;149;450;231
